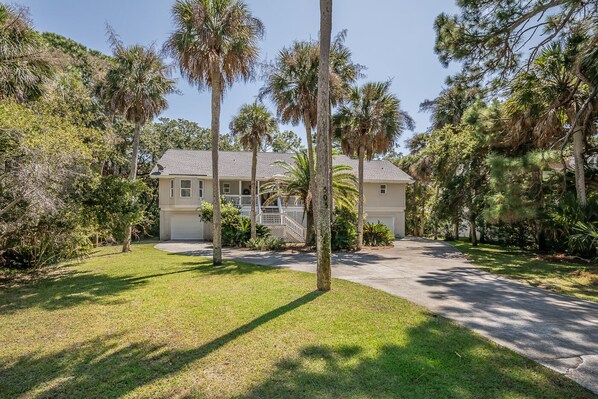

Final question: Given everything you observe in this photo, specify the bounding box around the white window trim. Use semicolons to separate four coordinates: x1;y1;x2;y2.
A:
180;179;192;198
223;183;231;194
380;184;387;195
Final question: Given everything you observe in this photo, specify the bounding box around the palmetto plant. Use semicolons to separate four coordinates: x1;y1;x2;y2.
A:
165;0;264;265
98;29;175;252
230;102;278;240
0;4;53;102
334;81;413;250
569;221;598;258
261;149;357;242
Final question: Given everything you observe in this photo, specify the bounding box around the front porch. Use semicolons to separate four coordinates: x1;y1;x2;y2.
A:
220;180;306;242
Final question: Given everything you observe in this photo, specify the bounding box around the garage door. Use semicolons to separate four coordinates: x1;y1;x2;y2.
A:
171;213;204;240
366;216;395;235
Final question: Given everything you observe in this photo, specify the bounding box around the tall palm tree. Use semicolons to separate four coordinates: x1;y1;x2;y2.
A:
503;42;596;207
0;4;53;102
229;102;278;239
261;149;358;229
261;33;361;242
98;31;175;253
334;81;414;250
166;0;264;265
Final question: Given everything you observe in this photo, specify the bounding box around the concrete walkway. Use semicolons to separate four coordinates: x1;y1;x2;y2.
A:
155;238;598;394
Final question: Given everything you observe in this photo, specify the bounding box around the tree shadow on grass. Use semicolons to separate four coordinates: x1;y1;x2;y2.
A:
237;318;594;399
0;267;199;315
0;291;324;399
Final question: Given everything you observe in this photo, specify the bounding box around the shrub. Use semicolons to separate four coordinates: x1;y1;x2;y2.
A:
198;200;270;247
246;236;286;251
332;207;357;251
363;222;394;247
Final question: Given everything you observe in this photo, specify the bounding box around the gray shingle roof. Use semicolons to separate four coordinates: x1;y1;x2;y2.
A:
151;150;413;183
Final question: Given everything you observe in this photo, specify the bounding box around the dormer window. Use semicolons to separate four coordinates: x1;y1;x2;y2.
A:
380;184;387;195
180;180;192;198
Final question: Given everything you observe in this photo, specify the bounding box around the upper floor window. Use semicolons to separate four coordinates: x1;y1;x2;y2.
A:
170;180;174;198
380;184;387;195
223;183;231;194
180;180;192;198
198;180;204;199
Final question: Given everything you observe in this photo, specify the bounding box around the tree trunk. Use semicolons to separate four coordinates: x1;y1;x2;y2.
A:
356;146;365;251
572;126;587;208
453;220;459;241
469;219;477;246
328;101;334;220
211;71;223;265
122;122;141;253
250;145;258;240
306;209;315;246
315;0;332;292
304;112;316;245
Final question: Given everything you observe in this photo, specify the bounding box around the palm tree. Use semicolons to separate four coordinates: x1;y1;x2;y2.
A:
261;149;358;231
229;102;278;239
98;31;175;253
0;4;53;102
334;81;414;250
315;0;333;291
503;42;596;207
165;0;264;265
261;34;361;242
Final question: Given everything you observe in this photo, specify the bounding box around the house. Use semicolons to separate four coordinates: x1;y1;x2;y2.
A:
150;150;413;242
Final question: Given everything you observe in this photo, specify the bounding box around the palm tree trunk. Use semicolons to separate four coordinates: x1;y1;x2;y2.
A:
315;0;332;292
304;111;316;244
250;145;258;240
328;102;334;220
572;126;587;208
122;122;141;253
211;70;222;265
356;145;365;250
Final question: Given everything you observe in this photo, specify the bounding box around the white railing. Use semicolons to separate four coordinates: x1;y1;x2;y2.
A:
223;195;252;207
258;212;306;241
283;214;306;239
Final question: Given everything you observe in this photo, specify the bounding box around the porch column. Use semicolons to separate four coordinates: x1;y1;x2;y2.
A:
238;180;242;203
257;181;262;213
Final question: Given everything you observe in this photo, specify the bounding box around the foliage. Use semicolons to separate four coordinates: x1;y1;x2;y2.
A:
230;102;278;151
262;130;303;153
331;207;357;251
245;236;285;251
0;3;53;101
569;222;598;259
363;222;394;247
85;176;151;242
197;200;269;247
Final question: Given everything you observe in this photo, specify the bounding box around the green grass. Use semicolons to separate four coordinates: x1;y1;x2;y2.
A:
452;240;598;302
0;244;594;399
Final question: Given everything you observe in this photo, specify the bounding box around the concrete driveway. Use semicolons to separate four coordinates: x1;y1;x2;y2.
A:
155;238;598;394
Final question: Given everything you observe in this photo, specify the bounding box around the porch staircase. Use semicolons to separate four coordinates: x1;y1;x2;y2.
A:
257;212;306;243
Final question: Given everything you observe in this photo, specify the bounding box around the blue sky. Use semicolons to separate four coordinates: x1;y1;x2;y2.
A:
20;0;459;152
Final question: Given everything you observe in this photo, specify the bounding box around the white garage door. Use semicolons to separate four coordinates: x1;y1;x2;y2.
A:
171;213;204;240
366;216;395;235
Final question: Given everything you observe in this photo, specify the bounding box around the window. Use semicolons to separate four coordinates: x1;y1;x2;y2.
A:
170;180;174;198
223;183;230;194
198;180;204;199
380;184;387;195
180;180;192;198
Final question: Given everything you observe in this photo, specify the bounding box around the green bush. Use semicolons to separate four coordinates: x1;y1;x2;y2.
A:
198;200;270;247
246;236;286;251
332;207;357;251
363;222;395;247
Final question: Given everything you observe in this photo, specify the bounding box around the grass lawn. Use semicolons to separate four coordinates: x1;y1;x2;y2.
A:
452;241;598;302
0;244;595;399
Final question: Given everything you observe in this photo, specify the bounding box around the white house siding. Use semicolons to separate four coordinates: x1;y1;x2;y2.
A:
363;182;407;237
